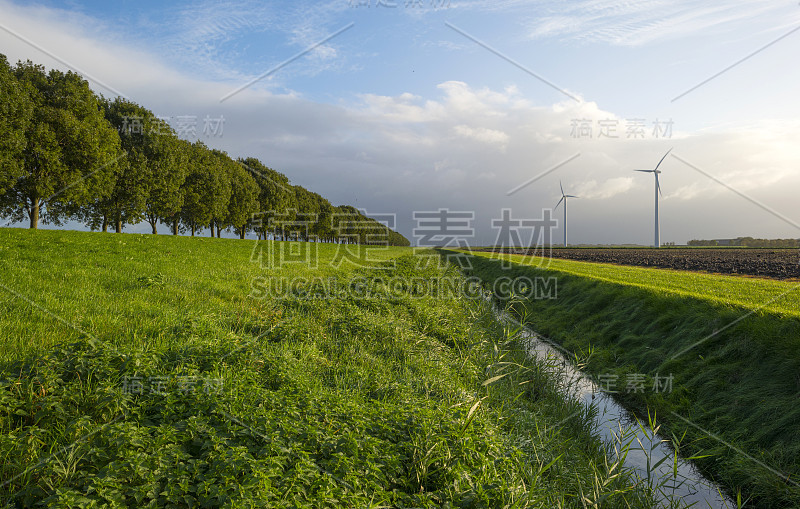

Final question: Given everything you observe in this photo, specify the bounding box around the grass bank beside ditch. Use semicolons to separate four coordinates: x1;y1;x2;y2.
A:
0;229;662;507
460;250;800;508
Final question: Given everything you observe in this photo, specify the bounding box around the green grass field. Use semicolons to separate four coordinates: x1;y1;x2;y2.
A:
461;250;800;508
0;229;667;508
473;251;800;317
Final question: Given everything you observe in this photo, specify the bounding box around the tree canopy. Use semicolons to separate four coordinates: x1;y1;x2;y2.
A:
0;53;409;246
0;61;121;229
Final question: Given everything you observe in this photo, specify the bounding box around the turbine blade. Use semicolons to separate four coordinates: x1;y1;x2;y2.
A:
653;147;673;172
560;180;564;196
555;196;565;210
635;169;654;173
656;173;662;196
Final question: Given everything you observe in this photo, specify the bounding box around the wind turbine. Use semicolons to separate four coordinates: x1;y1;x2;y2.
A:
554;181;578;247
635;148;672;248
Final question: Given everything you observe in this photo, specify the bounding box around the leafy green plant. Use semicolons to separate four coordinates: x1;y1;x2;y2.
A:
0;229;674;507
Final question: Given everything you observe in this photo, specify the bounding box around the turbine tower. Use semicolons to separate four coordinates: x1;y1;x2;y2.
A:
635;148;672;248
554;181;578;247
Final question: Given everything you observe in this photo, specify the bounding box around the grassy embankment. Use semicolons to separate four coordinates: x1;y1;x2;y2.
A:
0;228;667;508
461;249;800;508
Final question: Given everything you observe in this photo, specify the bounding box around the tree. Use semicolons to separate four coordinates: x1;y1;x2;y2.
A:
389;229;410;246
292;185;318;241
239;157;293;240
157;138;192;236
180;142;231;236
333;205;360;244
224;161;259;239
0;61;120;228
0;54;31;200
312;193;334;242
0;54;410;243
208;150;235;237
77;98;156;233
91;98;188;234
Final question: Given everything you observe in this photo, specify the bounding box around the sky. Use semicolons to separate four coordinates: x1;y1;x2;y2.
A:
1;0;799;245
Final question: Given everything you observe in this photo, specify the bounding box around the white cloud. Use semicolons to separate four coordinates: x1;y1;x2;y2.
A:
574;177;634;199
358;93;445;123
453;125;509;149
436;81;513;117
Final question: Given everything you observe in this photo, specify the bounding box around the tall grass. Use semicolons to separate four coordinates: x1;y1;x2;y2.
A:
0;229;668;507
472;250;800;317
461;250;800;507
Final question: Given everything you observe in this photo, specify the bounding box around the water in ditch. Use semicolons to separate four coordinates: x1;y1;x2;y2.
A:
498;310;735;508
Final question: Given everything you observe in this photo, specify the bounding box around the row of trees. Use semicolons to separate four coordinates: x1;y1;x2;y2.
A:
0;55;409;246
687;237;800;248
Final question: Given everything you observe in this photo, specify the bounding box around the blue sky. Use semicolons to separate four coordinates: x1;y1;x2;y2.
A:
2;0;800;245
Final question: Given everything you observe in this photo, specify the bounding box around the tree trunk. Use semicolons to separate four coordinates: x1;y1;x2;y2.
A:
102;216;108;233
172;219;179;236
191;224;195;237
28;197;40;229
150;220;157;234
239;229;245;239
216;225;221;238
115;219;122;233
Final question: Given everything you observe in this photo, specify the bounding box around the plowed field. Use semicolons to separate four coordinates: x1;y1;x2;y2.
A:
487;248;800;280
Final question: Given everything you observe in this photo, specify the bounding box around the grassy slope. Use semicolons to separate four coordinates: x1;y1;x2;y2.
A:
484;252;800;317
463;250;800;507
0;229;659;508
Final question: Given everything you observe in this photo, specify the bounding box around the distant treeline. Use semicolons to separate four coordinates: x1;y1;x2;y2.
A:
0;55;409;246
687;237;800;248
